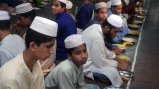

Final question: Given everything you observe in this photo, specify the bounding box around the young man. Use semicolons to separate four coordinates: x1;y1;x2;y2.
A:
110;0;129;43
0;16;58;89
10;3;36;38
45;34;100;89
0;10;25;67
76;0;94;30
82;14;128;88
51;0;77;62
86;2;108;28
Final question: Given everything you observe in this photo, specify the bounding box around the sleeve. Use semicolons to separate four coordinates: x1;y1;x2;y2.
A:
90;36;118;68
57;18;77;39
77;71;88;89
0;79;20;89
45;69;76;89
0;49;11;67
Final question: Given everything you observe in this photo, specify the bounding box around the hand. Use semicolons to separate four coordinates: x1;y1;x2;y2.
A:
112;48;124;55
117;61;129;71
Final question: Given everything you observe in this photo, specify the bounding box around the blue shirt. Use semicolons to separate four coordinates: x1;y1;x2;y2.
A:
76;3;94;30
108;10;129;43
56;12;77;60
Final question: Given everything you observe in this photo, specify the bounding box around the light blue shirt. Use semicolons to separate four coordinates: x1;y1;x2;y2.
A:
0;34;25;67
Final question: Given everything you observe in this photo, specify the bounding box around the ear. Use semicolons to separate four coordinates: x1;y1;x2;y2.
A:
29;42;38;51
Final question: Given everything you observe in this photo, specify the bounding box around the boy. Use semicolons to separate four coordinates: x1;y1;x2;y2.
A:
45;34;99;89
0;16;58;89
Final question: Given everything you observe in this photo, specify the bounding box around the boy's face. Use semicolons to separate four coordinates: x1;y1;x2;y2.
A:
96;8;107;22
33;39;55;61
69;44;88;66
51;0;63;15
16;15;31;27
112;4;122;15
110;28;120;38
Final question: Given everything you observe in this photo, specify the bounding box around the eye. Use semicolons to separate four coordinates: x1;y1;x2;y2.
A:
46;44;54;48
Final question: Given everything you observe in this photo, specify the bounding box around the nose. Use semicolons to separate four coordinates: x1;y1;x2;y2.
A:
51;5;55;9
49;47;54;54
81;52;86;59
16;20;20;25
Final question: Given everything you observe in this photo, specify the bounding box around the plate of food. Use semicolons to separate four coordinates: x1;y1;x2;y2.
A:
136;15;145;19
122;37;136;43
117;55;130;62
128;24;140;29
133;20;143;24
129;30;140;36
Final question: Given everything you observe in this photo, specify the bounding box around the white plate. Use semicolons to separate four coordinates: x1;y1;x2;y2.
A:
133;20;143;24
122;37;136;43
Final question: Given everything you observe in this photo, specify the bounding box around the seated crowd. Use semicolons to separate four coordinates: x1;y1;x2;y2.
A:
0;0;146;89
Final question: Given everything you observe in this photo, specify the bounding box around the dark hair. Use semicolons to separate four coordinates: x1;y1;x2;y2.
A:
111;5;118;10
59;1;66;8
25;28;55;49
0;20;11;30
66;43;86;55
17;10;36;20
95;8;100;13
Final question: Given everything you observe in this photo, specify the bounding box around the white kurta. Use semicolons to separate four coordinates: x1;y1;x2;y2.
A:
40;40;57;76
0;34;25;67
0;53;45;89
82;24;123;87
45;59;88;89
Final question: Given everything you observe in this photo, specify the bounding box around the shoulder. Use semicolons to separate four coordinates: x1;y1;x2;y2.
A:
83;24;102;35
0;54;22;76
55;60;74;75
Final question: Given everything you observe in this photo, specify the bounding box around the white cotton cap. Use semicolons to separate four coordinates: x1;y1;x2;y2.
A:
66;0;73;9
65;34;85;49
30;16;58;37
59;0;67;4
0;10;10;20
16;3;33;14
107;1;111;8
107;14;123;28
95;2;107;10
111;0;122;6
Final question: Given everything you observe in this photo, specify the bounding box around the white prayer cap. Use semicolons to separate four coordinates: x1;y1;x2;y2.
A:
111;0;122;6
65;34;85;49
0;10;10;20
95;2;107;10
58;0;67;4
30;16;58;37
107;1;111;9
66;0;73;9
16;3;33;14
107;14;123;28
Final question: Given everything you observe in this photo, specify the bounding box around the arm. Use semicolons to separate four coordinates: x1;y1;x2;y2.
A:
0;49;11;67
45;68;77;89
90;36;118;68
0;79;20;89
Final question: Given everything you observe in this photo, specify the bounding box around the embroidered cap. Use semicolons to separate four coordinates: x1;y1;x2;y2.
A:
107;14;123;28
65;34;85;49
66;0;73;9
30;16;58;37
111;0;122;6
0;10;10;20
59;0;67;4
16;3;33;14
95;2;107;10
